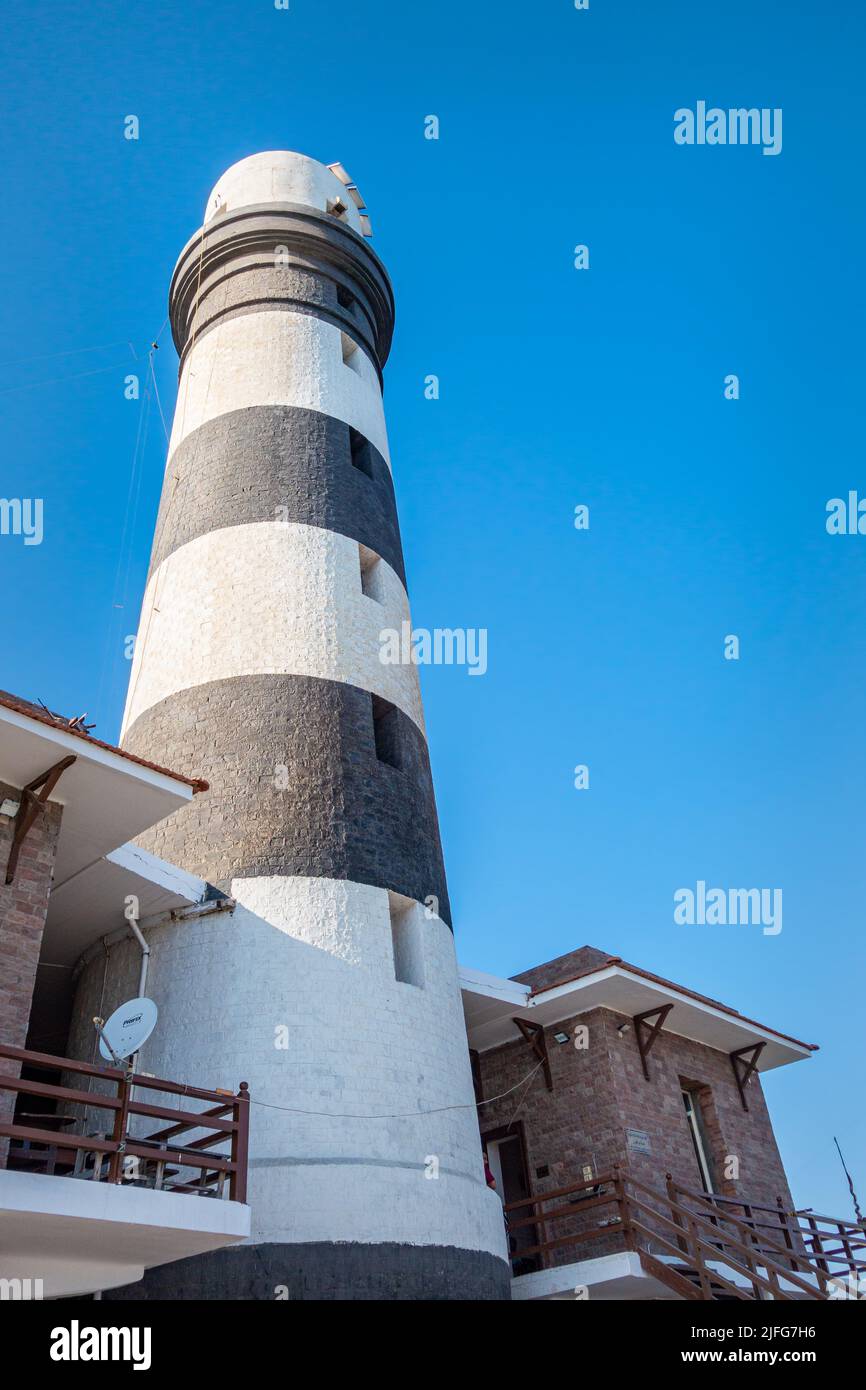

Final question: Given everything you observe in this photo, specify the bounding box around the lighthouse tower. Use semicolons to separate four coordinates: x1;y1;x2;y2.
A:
73;152;510;1299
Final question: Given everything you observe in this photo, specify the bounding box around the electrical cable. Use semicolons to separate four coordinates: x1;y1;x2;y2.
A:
0;338;137;370
246;1058;547;1122
151;362;170;445
0;359;137;395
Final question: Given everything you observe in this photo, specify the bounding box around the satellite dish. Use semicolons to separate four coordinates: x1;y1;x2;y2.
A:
98;997;158;1061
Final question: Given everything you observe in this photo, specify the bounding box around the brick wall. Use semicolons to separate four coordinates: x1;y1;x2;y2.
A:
0;778;62;1161
477;1003;795;1267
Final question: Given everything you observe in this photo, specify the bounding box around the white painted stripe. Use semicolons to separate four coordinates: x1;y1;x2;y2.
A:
122;520;422;736
169;310;390;465
67;873;509;1258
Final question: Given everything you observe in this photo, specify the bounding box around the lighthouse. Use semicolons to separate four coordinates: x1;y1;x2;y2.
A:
70;152;510;1299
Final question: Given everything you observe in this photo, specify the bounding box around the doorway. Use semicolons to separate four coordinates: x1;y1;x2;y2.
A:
482;1124;540;1274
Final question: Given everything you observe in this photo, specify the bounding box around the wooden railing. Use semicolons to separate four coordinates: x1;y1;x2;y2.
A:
0;1043;249;1202
672;1182;866;1295
795;1205;866;1287
504;1168;866;1300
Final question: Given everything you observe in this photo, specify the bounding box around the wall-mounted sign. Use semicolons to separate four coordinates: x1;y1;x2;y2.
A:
626;1127;652;1155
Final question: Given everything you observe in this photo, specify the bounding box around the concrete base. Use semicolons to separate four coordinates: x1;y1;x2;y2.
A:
106;1241;512;1301
0;1170;250;1299
511;1252;681;1301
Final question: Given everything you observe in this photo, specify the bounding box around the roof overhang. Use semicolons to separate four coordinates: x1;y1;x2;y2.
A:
45;842;208;967
460;963;815;1071
0;702;197;889
29;843;209;1053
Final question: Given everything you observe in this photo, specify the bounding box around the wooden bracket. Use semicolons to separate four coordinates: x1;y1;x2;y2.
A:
633;1003;674;1081
3;755;76;885
730;1041;766;1112
512;1017;553;1092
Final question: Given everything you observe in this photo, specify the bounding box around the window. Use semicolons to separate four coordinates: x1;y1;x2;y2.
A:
681;1087;715;1194
337;283;355;311
358;543;384;602
349;427;374;478
341;332;362;373
327;196;349;220
371;694;401;769
389;895;425;987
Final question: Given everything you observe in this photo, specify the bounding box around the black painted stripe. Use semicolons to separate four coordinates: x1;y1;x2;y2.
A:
170;203;394;370
123;673;450;927
177;261;382;379
106;1242;511;1301
150;406;406;586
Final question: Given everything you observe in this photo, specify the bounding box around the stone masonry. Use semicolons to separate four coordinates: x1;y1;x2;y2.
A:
0;779;62;1159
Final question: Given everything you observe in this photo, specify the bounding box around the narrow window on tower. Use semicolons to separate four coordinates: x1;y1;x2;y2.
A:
337;282;356;313
389;894;425;988
341;332;362;374
359;543;384;603
371;693;401;770
349;427;374;479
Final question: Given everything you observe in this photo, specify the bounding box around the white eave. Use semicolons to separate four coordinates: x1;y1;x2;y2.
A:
28;842;212;1054
45;842;209;967
460;962;816;1071
0;701;198;889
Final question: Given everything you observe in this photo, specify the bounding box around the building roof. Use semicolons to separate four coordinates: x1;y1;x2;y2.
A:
0;691;206;891
460;944;818;1071
0;690;208;792
517;946;816;1050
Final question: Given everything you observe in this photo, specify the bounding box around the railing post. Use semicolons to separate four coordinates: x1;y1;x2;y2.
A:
536;1195;549;1270
613;1165;633;1251
737;1212;765;1301
838;1221;855;1273
775;1195;795;1268
666;1172;688;1255
744;1214;781;1300
231;1081;250;1203
742;1201;755;1243
107;1063;133;1184
805;1215;830;1297
686;1214;714;1299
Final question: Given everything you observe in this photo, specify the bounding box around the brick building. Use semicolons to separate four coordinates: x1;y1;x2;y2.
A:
462;946;821;1299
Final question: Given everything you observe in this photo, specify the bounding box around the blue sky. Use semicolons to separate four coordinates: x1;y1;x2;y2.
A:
2;0;864;1219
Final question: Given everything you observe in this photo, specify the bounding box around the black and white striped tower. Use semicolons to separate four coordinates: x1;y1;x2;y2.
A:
80;152;510;1298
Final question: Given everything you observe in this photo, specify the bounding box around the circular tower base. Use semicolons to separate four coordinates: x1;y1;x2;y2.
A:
106;1242;512;1301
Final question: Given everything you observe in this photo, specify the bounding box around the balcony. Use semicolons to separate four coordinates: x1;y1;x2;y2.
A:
0;1043;251;1298
505;1169;866;1301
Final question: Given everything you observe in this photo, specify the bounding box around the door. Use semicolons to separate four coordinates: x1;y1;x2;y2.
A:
483;1127;540;1273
